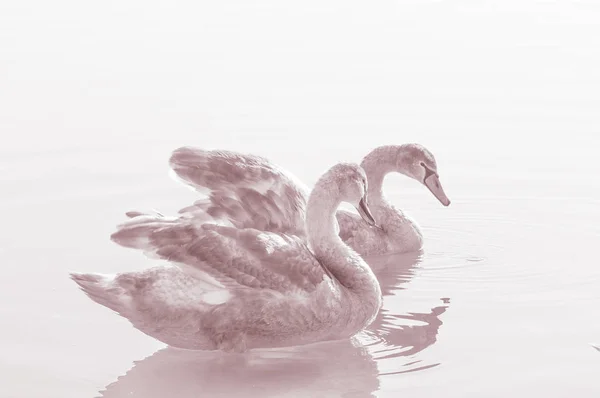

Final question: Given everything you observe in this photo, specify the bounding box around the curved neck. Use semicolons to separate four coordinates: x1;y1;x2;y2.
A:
360;145;412;202
305;182;379;295
306;187;341;248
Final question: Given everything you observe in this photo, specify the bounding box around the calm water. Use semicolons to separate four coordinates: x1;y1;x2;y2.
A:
1;1;599;397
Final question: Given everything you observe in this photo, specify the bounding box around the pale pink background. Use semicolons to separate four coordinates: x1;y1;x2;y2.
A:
1;1;599;397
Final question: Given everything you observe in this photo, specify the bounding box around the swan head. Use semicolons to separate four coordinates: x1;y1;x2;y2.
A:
327;163;378;227
396;144;451;207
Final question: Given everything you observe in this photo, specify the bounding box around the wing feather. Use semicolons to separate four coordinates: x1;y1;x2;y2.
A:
169;147;309;237
111;216;326;295
201;224;326;292
336;210;364;243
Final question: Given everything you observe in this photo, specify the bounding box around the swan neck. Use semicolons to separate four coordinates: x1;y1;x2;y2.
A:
305;182;380;296
360;145;411;200
306;186;342;250
360;147;394;200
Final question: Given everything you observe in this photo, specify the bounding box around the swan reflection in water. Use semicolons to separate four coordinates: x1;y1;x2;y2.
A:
99;252;450;398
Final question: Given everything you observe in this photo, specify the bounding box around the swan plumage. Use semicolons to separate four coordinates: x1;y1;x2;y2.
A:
71;163;382;352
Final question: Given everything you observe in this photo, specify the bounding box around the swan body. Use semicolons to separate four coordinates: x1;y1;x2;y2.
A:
71;163;382;352
336;144;450;255
169;144;450;256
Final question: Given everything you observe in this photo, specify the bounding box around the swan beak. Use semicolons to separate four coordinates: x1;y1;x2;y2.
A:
424;174;451;206
356;197;378;228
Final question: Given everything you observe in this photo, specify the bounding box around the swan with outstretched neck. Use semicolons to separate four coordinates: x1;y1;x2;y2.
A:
71;163;382;352
168;143;450;257
337;144;450;255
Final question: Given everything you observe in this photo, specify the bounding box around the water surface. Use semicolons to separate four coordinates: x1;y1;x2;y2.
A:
1;1;599;397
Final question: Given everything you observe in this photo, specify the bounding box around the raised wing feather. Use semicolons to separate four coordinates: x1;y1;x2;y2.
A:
202;224;327;292
111;215;326;295
169;147;309;238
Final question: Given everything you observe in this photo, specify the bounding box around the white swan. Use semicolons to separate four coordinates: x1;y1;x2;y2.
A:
168;144;450;256
71;163;383;352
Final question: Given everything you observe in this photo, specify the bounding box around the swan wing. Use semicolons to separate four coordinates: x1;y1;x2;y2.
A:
336;209;364;243
202;224;328;293
111;215;327;295
169;147;309;239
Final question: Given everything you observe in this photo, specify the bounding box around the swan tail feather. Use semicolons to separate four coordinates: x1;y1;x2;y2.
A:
70;273;131;316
